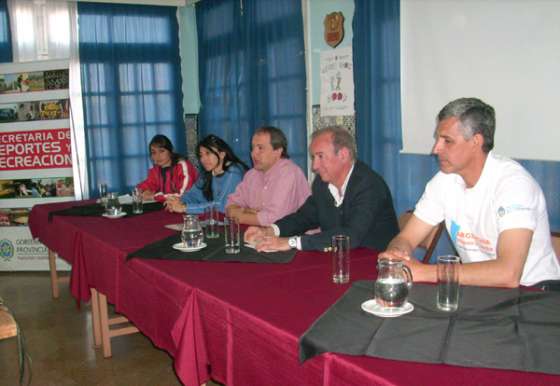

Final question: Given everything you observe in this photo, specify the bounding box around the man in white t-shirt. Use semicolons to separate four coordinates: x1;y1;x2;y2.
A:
380;97;560;288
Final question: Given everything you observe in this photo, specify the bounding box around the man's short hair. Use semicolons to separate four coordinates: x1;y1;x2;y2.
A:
437;98;495;153
254;126;289;158
311;127;357;160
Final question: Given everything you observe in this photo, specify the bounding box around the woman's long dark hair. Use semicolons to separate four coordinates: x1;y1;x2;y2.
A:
197;135;249;201
149;134;182;165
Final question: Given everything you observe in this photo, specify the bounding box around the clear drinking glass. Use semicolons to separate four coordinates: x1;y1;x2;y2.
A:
204;204;219;239
437;255;460;312
181;215;203;248
105;192;121;216
332;235;350;284
224;216;240;254
131;188;143;214
98;183;108;207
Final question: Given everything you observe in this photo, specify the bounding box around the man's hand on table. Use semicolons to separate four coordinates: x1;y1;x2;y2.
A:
378;247;430;282
255;236;290;252
244;226;274;244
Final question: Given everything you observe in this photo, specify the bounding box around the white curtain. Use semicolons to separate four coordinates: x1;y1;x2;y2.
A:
67;1;88;200
8;0;88;199
8;0;71;62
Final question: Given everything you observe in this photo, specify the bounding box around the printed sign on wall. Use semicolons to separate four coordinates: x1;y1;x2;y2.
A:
0;128;72;171
320;46;354;117
0;226;70;271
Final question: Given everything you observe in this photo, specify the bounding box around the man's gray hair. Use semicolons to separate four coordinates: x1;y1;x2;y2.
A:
311;127;357;160
437;97;495;153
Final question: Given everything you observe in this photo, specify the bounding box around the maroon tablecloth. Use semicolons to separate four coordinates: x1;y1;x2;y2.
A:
29;201;560;386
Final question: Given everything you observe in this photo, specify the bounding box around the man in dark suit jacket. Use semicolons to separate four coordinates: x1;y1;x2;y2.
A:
245;127;399;252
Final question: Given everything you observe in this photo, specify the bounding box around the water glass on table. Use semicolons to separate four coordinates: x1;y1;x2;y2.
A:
437;255;460;312
224;216;240;254
204;205;219;239
132;188;143;214
331;235;350;284
98;183;108;208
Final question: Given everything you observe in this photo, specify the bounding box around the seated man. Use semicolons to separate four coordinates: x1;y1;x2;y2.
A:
379;97;560;288
245;127;399;252
226;126;310;226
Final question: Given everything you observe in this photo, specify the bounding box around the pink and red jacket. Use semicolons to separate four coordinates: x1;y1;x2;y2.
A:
137;159;198;202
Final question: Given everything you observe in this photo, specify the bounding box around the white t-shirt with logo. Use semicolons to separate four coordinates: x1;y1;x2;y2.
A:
414;152;560;286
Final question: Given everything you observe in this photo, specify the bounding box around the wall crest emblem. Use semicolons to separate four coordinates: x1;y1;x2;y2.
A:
324;12;345;48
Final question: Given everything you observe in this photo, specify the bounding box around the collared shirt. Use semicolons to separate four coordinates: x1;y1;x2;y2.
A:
327;163;355;207
226;158;310;226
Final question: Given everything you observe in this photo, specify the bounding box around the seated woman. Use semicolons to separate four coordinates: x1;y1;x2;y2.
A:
137;134;198;202
165;135;248;214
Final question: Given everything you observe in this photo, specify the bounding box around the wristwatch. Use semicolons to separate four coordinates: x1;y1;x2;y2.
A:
288;236;298;249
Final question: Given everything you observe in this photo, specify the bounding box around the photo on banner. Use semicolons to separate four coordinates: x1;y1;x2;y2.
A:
0;208;31;226
0;69;69;94
0;99;69;123
0;177;75;199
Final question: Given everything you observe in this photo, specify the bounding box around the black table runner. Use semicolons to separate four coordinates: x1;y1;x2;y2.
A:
127;232;296;264
299;280;560;375
48;202;163;222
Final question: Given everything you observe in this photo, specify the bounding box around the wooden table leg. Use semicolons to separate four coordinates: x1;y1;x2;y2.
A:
96;290;139;358
48;249;59;299
90;289;102;348
98;292;112;358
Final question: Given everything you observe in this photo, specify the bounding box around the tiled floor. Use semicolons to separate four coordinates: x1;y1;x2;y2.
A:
0;272;221;386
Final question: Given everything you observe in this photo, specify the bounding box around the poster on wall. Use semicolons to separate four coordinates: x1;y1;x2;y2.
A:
0;60;73;271
320;46;354;117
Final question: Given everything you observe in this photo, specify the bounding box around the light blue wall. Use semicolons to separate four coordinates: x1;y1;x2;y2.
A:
308;0;354;105
178;4;200;115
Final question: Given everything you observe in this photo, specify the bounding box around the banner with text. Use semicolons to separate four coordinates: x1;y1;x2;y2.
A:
0;128;72;171
0;226;70;271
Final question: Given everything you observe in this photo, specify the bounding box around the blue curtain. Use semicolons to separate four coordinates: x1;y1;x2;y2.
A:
353;0;437;217
0;0;12;63
78;3;185;196
196;0;307;172
353;0;560;232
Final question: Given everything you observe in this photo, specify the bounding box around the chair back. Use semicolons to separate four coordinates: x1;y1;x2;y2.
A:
398;210;444;264
552;231;560;261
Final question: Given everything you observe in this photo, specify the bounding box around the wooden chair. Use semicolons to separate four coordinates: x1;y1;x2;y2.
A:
0;307;17;340
552;231;560;260
398;210;445;264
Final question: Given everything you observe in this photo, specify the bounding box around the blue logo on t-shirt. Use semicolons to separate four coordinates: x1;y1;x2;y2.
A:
450;221;460;243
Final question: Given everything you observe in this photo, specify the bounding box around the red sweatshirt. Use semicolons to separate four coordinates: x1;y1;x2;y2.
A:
137;159;198;202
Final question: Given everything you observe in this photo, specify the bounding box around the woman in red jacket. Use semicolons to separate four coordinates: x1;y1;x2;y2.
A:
137;134;197;202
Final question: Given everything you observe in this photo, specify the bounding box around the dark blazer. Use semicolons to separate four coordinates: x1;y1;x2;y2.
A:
276;160;399;251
